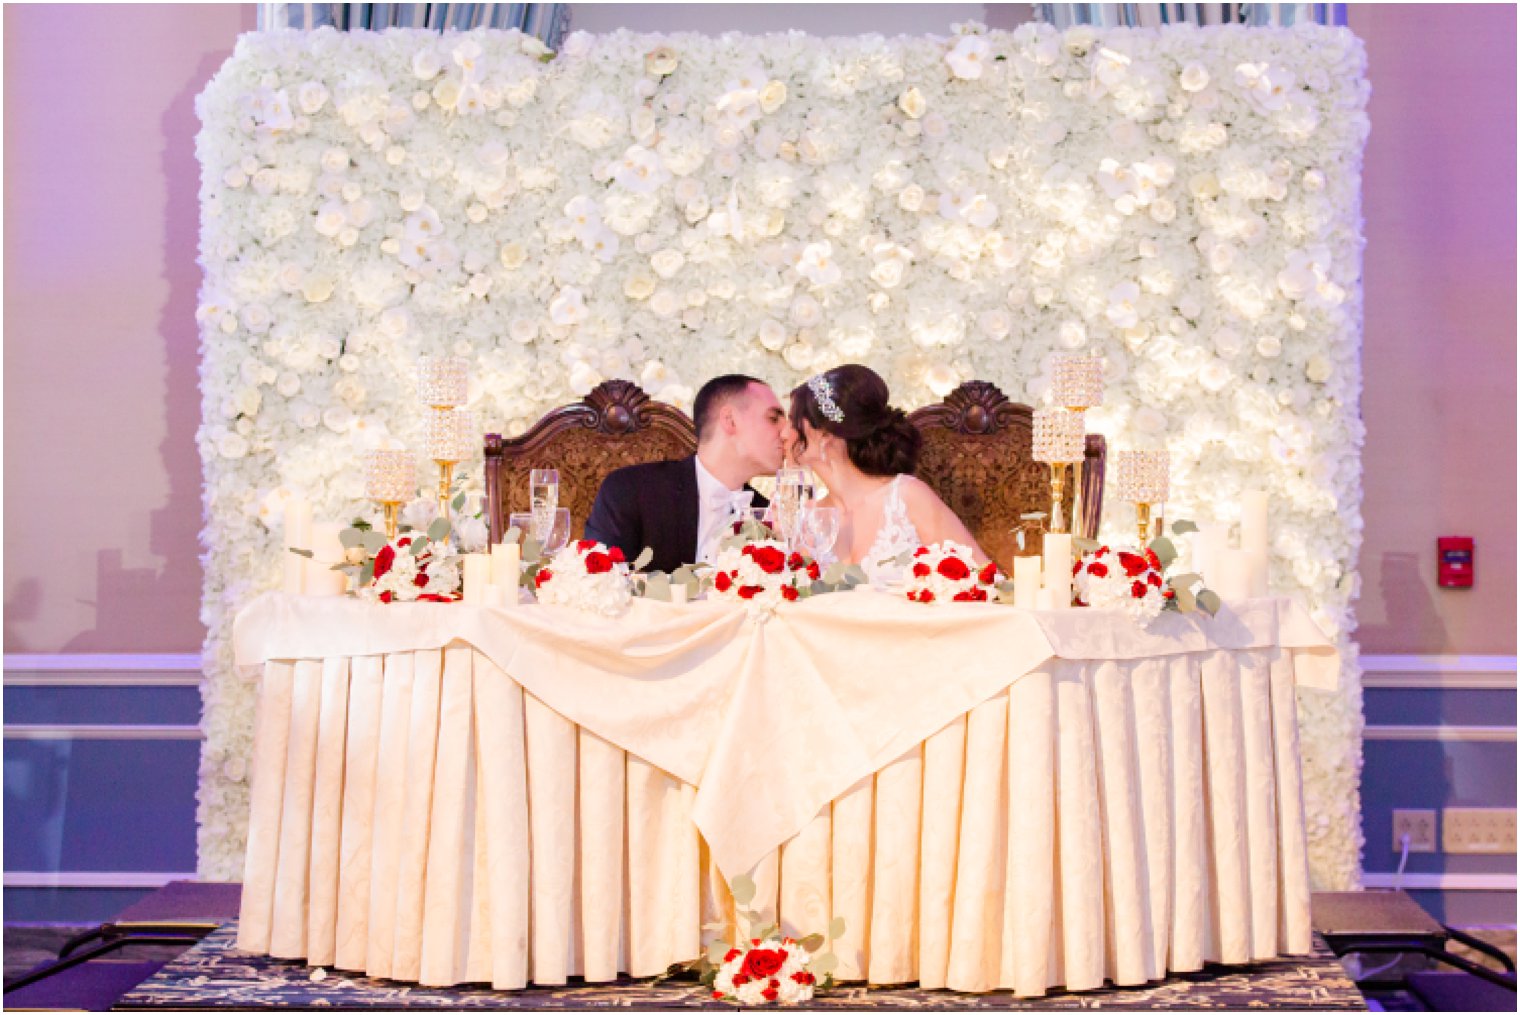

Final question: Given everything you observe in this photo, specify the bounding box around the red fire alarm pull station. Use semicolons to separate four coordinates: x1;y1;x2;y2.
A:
1438;537;1474;588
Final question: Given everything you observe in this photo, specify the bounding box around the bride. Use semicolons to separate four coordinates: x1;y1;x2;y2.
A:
784;364;989;583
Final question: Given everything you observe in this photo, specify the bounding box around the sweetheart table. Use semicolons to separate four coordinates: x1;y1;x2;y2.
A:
230;589;1338;997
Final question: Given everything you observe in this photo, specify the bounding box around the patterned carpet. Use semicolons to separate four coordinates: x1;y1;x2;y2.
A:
115;923;1366;1010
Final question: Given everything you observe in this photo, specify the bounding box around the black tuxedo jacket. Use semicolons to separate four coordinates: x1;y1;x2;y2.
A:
584;455;767;575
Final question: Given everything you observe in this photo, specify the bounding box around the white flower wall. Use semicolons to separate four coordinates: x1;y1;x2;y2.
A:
195;23;1370;885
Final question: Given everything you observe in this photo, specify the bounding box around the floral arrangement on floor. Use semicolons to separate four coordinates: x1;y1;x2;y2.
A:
697;874;842;1005
195;23;1369;888
903;541;1001;603
534;538;635;616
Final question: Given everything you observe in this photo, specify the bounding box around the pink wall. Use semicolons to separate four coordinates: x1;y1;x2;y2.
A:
1349;4;1517;654
3;5;1514;656
3;4;255;651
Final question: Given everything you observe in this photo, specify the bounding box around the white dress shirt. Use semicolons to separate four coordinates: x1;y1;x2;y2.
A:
695;455;753;563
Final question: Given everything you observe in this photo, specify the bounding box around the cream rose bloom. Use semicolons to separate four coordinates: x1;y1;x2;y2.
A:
897;86;927;119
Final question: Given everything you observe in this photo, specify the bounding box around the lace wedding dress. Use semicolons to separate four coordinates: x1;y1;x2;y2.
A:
858;475;921;586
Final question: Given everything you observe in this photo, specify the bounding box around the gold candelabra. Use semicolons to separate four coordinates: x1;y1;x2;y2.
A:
1047;463;1070;534
380;500;403;541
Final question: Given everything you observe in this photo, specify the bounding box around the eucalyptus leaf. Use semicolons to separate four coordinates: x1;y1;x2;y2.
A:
811;580;830;596
1169;572;1204;591
339;528;366;549
1196;589;1222;616
287;546;314;558
1171;519;1199;536
503;525;521;543
522;536;543;561
410;536;430;556
841;565;868;587
737;908;762;925
633;547;654;571
1149;536;1177;568
361;530;388;554
1019;511;1048;521
360;560;375;585
1073;536;1101;554
1173;584;1198;612
707;941;729;964
822;561;846;585
1015;530;1026;552
451;491;467;512
427;517;452;542
702;920;730;933
828;916;846;940
752;924;777;943
644;574;672;601
810;952;839;975
799;933;825;953
350;518;373;532
729;874;756;906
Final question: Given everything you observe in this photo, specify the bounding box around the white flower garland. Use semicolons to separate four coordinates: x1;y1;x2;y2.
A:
195;23;1368;887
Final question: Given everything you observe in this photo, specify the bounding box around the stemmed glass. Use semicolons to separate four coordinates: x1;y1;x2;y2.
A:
772;467;813;552
801;506;841;565
509;508;570;556
529;469;559;544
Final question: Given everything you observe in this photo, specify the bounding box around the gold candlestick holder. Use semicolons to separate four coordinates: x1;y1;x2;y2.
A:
434;459;457;543
1065;406;1090;538
1048;462;1069;534
1135;502;1166;546
379;499;403;541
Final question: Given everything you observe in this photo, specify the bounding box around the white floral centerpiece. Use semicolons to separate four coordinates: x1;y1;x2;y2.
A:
707;541;818;610
533;539;634;616
1073;545;1170;624
196;23;1369;888
358;533;463;603
904;541;1001;603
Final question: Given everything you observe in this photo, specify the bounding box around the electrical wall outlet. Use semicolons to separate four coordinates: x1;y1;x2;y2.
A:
1392;809;1437;852
1443;807;1517;854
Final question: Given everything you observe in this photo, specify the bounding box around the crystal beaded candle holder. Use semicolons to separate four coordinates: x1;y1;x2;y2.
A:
425;408;476;463
364;449;416;502
1052;355;1105;410
1032;408;1086;463
1114;450;1171;503
418;356;469;407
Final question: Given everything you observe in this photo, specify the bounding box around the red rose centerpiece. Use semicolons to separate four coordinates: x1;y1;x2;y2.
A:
534;539;633;616
361;534;462;603
1073;545;1171;624
707;539;818;612
904;540;1001;604
711;937;821;1004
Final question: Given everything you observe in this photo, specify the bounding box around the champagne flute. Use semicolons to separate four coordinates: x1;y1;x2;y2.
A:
529;468;559;544
804;506;841;565
773;468;807;551
542;508;571;555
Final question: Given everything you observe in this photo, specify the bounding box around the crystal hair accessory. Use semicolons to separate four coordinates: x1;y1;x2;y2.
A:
807;374;845;424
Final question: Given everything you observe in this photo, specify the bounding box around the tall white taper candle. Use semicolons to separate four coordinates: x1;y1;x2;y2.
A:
1042;533;1072;610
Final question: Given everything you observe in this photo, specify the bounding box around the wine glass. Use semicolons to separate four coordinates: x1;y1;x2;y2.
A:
803;506;840;565
509;509;570;557
529;468;559;543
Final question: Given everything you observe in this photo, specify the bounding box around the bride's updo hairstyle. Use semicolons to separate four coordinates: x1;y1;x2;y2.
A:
789;364;921;477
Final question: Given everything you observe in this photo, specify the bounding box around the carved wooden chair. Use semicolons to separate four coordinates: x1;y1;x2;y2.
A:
909;381;1106;573
483;380;697;544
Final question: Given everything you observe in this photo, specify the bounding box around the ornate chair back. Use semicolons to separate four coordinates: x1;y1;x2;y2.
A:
483;380;697;544
908;381;1106;572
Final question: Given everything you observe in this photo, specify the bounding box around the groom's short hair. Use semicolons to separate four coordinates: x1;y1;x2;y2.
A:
693;374;763;443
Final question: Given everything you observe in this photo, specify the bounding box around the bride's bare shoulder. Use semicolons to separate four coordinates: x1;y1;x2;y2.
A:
896;474;944;506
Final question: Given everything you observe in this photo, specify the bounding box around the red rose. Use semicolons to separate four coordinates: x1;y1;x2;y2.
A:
936;556;970;581
1132;580;1148;599
918;589;935;603
953;587;989;602
397;536;412;547
536;568;554;587
373;544;396;579
379;590;393;603
781;585;799;602
1145;548;1161;569
413;572;430;588
584;551;613;575
608;545;625;563
762;989;779;1002
737;585;762;600
712;991;724;1000
978;562;998;585
725;949;741;963
750;546;786;574
741;948;786;980
792;972;814;984
715;571;733;592
732;973;749;986
788;552;805;571
1164;588;1176;599
1118;551;1148;578
1073;559;1083;575
914;546;930;557
806;561;820;581
1088;561;1109;578
1148;571;1163;587
912;562;931;578
576;539;596;553
1094;546;1109;558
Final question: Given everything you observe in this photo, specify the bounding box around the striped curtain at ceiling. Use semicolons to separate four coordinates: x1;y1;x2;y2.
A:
1032;4;1346;28
257;3;571;48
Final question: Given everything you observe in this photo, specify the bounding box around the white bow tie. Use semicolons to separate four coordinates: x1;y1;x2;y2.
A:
708;488;754;517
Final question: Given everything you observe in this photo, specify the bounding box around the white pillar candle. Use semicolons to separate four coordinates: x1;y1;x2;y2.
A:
462;553;492;605
491;542;521;588
1013;555;1042;609
1042;533;1072;610
1192;520;1226;586
671;584;690;605
1240;490;1269;558
1035;588;1054;610
303;560;348;597
1215;548;1253;602
281;496;312;595
1245;550;1270;598
482;584;508;608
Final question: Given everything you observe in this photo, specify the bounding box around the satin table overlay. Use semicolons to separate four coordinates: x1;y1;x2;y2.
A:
232;590;1336;996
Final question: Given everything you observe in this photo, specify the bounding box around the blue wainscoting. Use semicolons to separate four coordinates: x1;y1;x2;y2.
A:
1359;655;1518;928
4;655;203;922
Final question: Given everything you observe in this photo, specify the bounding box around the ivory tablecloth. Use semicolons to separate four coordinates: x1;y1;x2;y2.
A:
232;590;1337;995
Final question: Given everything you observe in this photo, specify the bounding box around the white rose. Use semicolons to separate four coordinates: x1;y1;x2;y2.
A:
978;310;1012;341
549;287;588;326
412;48;442;81
758;319;788;351
500;243;527;269
782;340;814;371
925;362;959;397
789;294;822;329
898;185;925;212
945;35;990;80
870;258;906;289
898;87;927;119
276;371;301;397
649;288;680;317
623;271;656;300
217;431;249;459
298;81;329;114
1179;63;1210;92
1303;169;1326;192
1199;360;1232;392
650;249;685;279
508;318;538;344
1213;327;1246;357
1305;355;1333;383
1105;282;1141;329
1058;320;1088;348
568;360;603;397
759;80;787;114
796;241;842;287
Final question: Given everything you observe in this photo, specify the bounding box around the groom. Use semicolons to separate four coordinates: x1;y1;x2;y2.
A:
585;375;785;574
